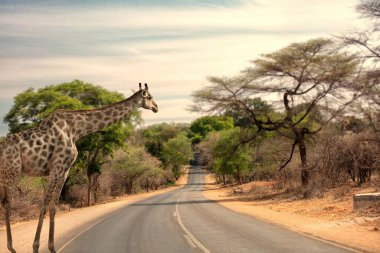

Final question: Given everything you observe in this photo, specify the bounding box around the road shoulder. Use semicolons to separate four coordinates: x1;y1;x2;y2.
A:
0;167;189;253
202;173;380;253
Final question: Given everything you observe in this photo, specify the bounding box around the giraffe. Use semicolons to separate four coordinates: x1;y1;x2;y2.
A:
0;83;158;253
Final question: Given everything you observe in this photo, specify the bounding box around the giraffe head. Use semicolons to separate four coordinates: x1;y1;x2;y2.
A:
138;83;158;113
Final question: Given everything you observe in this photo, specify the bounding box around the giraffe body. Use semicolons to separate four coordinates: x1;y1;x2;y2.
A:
0;83;157;253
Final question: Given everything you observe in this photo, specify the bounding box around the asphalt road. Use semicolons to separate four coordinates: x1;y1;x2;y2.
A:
58;167;354;253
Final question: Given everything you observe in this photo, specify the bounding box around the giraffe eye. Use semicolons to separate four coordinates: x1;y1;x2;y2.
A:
142;90;148;98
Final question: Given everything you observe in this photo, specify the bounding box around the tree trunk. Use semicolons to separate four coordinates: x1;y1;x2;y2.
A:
93;174;100;204
222;174;226;185
87;166;93;207
291;125;310;186
237;169;242;185
298;139;309;186
146;178;150;192
87;177;91;207
86;148;100;207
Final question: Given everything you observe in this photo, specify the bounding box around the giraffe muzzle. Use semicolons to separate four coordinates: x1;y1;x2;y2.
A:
152;101;158;113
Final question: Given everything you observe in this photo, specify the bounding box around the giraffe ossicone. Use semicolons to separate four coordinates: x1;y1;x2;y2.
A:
0;83;158;253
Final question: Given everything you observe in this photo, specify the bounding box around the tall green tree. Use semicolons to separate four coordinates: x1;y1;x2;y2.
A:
162;134;193;179
212;128;252;185
4;80;139;205
192;38;362;185
188;115;234;144
143;123;188;161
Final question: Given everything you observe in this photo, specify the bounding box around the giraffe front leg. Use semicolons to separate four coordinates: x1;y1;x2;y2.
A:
2;191;16;253
48;171;69;253
33;175;59;253
48;205;56;253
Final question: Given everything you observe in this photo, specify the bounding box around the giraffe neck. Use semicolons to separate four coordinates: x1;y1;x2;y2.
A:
62;92;142;141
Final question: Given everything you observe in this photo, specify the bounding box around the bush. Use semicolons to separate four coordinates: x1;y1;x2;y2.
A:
108;147;167;196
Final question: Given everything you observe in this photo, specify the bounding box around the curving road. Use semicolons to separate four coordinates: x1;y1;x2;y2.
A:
57;167;354;253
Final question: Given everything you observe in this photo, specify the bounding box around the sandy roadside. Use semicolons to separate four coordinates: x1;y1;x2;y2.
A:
202;173;380;253
0;167;189;253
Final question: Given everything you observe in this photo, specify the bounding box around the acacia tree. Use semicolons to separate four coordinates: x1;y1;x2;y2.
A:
4;80;139;205
342;0;380;138
192;38;362;185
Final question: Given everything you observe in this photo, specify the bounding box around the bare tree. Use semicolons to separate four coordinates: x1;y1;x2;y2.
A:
192;38;362;185
342;0;380;139
356;0;380;19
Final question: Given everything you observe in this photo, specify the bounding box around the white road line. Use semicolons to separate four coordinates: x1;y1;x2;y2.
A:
176;199;211;253
183;234;197;248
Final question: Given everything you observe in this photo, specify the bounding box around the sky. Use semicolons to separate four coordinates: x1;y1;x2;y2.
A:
0;0;366;135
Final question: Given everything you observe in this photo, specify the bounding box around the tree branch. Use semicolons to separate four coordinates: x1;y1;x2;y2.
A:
279;140;298;171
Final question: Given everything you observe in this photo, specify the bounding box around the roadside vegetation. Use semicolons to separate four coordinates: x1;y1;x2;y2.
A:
0;0;379;225
191;0;380;198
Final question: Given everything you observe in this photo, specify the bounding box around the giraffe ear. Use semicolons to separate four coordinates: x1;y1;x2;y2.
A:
139;83;142;90
144;83;148;90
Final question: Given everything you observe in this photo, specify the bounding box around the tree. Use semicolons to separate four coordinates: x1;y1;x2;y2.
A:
4;80;139;205
140;167;164;192
342;0;380;139
357;0;380;18
192;38;362;185
194;131;220;170
162;134;193;179
109;147;164;195
212;128;252;185
76;122;135;206
224;97;272;127
187;115;234;144
143;123;188;161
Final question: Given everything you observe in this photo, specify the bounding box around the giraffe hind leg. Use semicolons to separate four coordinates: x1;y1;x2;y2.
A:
33;174;59;253
1;188;17;253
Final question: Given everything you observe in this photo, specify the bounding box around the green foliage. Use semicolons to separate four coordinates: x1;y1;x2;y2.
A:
19;176;47;190
194;131;220;170
139;166;165;192
110;147;163;195
4;80;124;133
143;123;188;161
188;116;234;144
162;134;193;179
212;128;252;184
224;97;272;127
